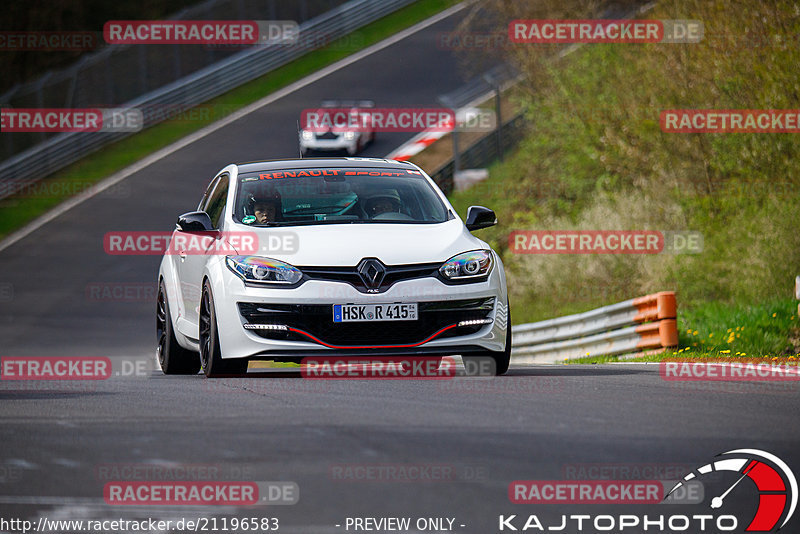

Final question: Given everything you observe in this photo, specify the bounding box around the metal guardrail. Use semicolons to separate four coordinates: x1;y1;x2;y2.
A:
429;112;526;194
437;63;519;110
0;0;417;200
511;291;679;363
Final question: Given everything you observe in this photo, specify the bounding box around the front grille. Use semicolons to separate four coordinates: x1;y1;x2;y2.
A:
315;131;339;140
238;298;495;347
301;262;440;293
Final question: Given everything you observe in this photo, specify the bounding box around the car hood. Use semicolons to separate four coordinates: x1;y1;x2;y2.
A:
232;218;487;266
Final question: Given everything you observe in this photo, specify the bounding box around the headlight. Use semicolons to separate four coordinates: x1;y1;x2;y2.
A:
300;130;313;140
343;131;356;140
226;256;303;285
439;250;493;281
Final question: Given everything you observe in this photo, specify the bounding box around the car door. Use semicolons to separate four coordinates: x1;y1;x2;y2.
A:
176;173;229;333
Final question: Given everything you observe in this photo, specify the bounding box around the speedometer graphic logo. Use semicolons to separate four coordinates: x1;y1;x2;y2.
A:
665;449;797;531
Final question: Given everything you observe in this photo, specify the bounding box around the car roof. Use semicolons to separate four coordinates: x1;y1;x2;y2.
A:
235;158;417;175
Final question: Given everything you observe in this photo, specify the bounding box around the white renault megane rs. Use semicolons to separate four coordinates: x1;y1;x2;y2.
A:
156;158;510;377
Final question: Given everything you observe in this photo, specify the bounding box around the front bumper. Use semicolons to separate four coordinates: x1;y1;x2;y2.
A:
213;268;508;360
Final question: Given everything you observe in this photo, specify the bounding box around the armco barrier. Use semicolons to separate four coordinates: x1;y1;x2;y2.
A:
511;291;678;363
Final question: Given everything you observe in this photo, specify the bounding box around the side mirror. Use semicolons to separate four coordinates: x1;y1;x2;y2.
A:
465;206;497;231
176;211;214;232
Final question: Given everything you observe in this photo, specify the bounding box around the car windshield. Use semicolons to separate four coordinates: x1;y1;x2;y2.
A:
233;167;449;226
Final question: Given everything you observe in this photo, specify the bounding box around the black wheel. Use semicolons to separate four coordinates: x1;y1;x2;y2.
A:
156;280;200;375
463;304;511;376
199;280;248;378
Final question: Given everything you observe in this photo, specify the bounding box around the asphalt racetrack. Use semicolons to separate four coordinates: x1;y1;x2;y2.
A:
1;6;799;534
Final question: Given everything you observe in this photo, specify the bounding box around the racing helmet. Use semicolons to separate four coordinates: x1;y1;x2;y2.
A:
245;188;282;221
363;188;402;215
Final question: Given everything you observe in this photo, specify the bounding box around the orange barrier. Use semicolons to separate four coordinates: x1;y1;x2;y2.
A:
635;320;678;350
633;291;677;323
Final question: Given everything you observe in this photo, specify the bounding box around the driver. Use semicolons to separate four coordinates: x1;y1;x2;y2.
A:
246;191;282;224
364;189;402;218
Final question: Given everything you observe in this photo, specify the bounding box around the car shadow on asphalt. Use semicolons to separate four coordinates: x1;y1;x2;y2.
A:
196;363;655;380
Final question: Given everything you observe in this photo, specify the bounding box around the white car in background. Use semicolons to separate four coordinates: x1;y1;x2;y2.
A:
298;100;375;156
156;158;510;377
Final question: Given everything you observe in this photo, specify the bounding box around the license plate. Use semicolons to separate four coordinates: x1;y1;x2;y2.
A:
333;303;418;323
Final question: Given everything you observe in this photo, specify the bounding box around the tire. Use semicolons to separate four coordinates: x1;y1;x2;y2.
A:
199;280;248;378
156;280;200;375
463;305;511;376
493;315;512;375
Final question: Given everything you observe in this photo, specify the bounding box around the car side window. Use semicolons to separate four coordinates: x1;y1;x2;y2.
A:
198;176;219;212
205;174;229;229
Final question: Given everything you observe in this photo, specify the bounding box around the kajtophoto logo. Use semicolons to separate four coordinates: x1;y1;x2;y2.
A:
500;449;796;532
665;449;797;532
